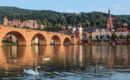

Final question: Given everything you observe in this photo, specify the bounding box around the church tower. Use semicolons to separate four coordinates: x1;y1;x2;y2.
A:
107;9;114;35
3;17;8;26
78;26;83;40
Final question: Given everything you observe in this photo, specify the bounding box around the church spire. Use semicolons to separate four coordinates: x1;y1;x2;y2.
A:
108;9;111;18
107;9;114;35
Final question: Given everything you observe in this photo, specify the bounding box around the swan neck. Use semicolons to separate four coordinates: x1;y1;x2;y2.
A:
35;67;39;74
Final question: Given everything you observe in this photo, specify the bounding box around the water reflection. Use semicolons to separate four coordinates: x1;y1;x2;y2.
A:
0;45;130;80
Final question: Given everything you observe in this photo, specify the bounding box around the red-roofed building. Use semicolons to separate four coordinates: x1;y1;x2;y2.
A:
59;30;71;35
117;28;128;31
115;28;129;36
128;30;130;34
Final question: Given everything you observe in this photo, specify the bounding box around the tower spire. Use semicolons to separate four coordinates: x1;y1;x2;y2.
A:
107;9;114;35
108;9;111;18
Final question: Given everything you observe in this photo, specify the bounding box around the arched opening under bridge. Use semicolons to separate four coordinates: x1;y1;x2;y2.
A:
63;38;71;45
50;35;61;45
31;33;46;46
2;31;26;46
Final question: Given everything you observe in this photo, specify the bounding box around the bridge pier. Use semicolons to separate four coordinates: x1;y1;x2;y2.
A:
18;41;26;46
46;41;51;46
71;36;78;45
26;41;32;46
0;42;2;46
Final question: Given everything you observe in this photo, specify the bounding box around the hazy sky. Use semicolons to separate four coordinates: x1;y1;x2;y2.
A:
0;0;129;15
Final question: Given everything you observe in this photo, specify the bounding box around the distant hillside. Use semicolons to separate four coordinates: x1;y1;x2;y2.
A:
0;6;130;30
117;15;130;20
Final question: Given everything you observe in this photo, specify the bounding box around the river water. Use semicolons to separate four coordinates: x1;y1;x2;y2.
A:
0;45;130;80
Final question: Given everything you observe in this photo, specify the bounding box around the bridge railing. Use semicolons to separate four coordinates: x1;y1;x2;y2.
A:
0;25;71;37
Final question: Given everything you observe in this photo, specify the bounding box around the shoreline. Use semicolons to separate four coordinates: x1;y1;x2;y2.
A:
2;41;130;46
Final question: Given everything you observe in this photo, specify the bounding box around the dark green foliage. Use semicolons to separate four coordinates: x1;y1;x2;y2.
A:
117;15;130;20
116;15;130;30
42;26;62;32
96;35;99;40
0;6;130;31
127;34;130;40
111;32;119;40
89;35;92;40
107;35;111;39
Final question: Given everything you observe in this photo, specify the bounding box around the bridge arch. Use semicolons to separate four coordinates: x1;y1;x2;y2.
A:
0;26;78;46
31;33;47;46
63;37;71;45
50;35;61;45
2;31;26;46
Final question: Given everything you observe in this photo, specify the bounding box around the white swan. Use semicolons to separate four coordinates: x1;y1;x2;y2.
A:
24;66;40;75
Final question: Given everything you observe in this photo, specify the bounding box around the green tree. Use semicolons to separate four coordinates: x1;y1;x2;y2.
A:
111;33;118;40
96;35;99;41
107;35;111;40
89;35;92;40
127;34;130;40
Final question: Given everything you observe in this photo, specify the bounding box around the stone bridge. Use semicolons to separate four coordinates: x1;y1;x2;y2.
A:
0;25;77;46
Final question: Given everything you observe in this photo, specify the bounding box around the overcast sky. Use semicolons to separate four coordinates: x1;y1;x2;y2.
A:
0;0;129;15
